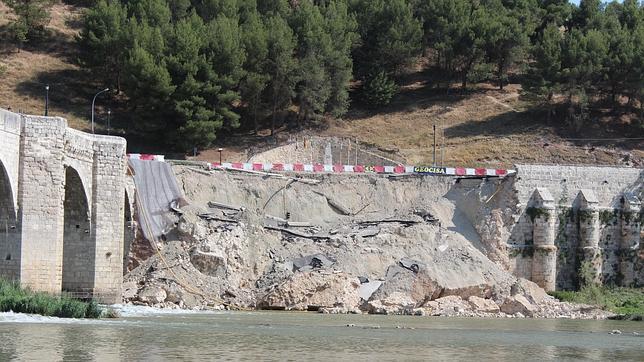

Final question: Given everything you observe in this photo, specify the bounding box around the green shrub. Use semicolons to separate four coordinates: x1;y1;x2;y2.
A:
549;286;644;319
362;71;398;107
0;278;104;318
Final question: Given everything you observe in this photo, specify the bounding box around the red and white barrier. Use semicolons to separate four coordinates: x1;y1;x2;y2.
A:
126;154;514;177
207;162;515;177
128;154;165;162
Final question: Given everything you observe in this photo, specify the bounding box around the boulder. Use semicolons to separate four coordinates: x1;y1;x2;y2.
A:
358;281;382;301
368;264;441;306
366;292;416;315
500;295;538;317
164;283;200;308
138;285;167;304
513;278;549;304
190;249;227;277
434;296;471;313
259;271;361;311
468;296;500;313
122;281;139;300
368;259;494;309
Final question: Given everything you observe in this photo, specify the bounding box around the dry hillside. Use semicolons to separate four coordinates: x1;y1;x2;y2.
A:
1;2;642;167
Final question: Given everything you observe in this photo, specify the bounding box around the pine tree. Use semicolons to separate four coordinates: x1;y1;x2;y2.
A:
351;0;422;78
290;0;331;122
480;2;530;90
322;0;357;117
78;0;129;93
240;9;269;132
5;0;54;45
524;23;562;123
263;15;298;135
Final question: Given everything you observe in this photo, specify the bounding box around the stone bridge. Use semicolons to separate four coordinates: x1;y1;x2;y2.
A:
0;108;127;303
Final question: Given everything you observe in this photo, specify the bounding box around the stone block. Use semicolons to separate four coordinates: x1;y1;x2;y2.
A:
500;295;537;316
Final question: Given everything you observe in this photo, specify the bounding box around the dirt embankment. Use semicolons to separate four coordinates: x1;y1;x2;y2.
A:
123;166;612;319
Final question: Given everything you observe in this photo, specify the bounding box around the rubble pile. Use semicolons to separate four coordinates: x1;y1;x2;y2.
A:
122;166;614;319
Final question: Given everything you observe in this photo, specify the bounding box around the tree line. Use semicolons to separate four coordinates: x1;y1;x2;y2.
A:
4;0;643;149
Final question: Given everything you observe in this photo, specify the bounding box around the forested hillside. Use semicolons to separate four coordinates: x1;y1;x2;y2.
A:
1;0;642;160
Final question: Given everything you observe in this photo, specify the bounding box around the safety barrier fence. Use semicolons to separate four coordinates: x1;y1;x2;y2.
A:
127;154;515;177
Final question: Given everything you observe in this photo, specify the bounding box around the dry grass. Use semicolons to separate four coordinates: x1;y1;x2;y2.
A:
0;2;92;130
322;82;643;168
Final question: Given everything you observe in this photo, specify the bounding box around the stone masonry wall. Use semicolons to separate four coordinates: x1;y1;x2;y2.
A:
508;164;643;289
514;164;642;208
91;136;127;301
18;116;67;293
0;108;127;302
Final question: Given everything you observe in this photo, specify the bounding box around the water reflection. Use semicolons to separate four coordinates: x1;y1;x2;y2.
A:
1;312;642;361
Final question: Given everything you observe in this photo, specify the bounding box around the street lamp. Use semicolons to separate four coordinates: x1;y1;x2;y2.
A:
44;84;49;116
107;109;111;135
91;88;109;134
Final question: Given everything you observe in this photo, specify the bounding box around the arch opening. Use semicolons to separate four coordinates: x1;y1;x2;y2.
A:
123;190;134;274
0;160;19;280
62;167;94;294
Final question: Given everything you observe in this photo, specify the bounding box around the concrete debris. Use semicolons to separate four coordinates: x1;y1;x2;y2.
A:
190;249;227;277
313;191;352;215
170;200;184;215
138;285;167;305
198;214;239;223
292;254;335;271
258;271;361;311
263;225;330;240
286;221;312;228
358;281;382;301
468;296;500;313
208;201;243;211
357;218;422;226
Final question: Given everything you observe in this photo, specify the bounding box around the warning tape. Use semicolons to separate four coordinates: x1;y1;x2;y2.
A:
207;162;514;177
126;154;515;177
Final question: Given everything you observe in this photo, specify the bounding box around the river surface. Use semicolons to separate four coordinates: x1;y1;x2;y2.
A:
1;308;642;361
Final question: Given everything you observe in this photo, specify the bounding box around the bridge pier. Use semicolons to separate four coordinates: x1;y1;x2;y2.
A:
575;190;602;286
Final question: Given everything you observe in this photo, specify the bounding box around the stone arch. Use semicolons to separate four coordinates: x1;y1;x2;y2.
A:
62;166;95;294
0;159;19;279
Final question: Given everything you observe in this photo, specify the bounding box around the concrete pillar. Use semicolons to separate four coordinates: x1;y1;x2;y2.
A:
17;116;66;293
618;195;641;286
529;188;557;291
91;136;127;303
575;189;602;286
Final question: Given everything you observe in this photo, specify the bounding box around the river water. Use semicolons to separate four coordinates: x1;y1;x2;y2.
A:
1;308;642;361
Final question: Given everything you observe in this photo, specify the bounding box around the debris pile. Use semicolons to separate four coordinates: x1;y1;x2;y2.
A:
122;166;614;319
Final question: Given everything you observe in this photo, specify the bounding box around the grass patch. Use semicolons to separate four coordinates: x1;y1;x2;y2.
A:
549;286;644;320
0;278;105;318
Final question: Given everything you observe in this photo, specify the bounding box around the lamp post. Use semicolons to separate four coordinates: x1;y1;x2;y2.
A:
44;84;49;116
107;109;111;135
91;88;109;134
